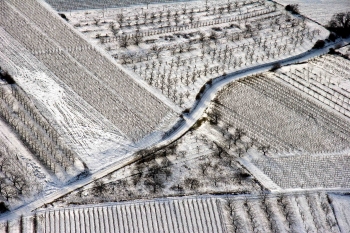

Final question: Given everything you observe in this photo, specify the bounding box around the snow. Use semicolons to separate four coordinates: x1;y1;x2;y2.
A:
32;196;228;233
0;118;54;209
1;26;348;226
216;72;350;154
54;119;261;208
251;153;350;190
0;26;136;172
1;1;350;231
337;44;350;59
276;56;350;120
274;0;350;26
0;119;51;183
45;0;200;11
64;0;329;111
1;0;179;145
329;194;350;233
239;155;282;192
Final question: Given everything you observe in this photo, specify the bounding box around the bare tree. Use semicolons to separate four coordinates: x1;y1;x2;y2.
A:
213;142;226;159
236;147;245;157
207;108;221;124
133;34;143;46
144;176;165;193
151;45;163;58
184;178;200;190
199;162;211;175
119;36;128;48
233;128;245;145
92;180;107;196
258;145;271;156
211;174;223;187
189;13;195;24
116;13;125;27
1;185;16;201
93;18;100;26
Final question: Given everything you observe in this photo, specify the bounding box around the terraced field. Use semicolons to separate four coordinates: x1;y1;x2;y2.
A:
25;197;227;233
1;193;342;233
215;74;350;154
252;154;350;189
45;0;198;11
0;0;177;142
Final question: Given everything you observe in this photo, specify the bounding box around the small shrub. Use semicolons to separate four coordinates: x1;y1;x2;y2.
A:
212;27;222;32
190;117;208;131
328;48;336;54
59;13;68;21
237;173;251;179
270;63;281;71
313;40;325;49
182;108;190;114
0;71;15;84
0;202;9;214
285;4;300;14
169;185;184;192
328;32;338;42
196;84;207;100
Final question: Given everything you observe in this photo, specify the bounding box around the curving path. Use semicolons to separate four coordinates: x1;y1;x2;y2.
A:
1;38;349;221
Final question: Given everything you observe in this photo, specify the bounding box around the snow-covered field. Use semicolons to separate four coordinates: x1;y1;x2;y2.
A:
0;118;49;209
223;192;340;233
51;120;261;207
6;196;228;233
274;55;350;119
274;0;350;26
251;153;350;189
215;73;350;154
337;44;350;59
1;0;350;232
0;26;135;172
329;194;350;233
2;192;341;233
0;0;177;143
45;0;199;11
66;0;327;111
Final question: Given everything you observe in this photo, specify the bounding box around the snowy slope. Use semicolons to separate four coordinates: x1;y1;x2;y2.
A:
0;26;135;172
329;194;350;233
274;0;350;25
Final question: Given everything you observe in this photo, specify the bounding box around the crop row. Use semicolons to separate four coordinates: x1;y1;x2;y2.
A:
68;0;322;109
0;193;340;233
0;0;176;141
274;62;350;118
216;75;350;154
33;197;227;233
46;0;206;11
253;153;350;189
224;193;339;233
245;75;350;139
0;138;41;206
0;84;83;181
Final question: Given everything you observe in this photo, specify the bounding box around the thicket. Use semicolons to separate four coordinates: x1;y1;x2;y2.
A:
0;69;15;84
327;12;350;38
313;40;325;49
